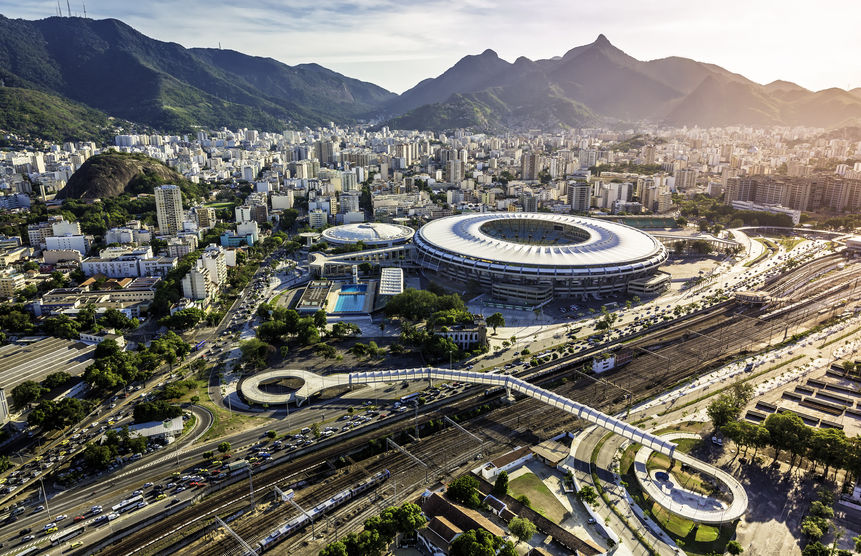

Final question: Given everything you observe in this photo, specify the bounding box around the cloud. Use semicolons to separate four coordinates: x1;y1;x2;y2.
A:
1;0;859;93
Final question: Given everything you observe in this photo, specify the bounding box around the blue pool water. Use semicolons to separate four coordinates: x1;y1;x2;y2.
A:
335;293;366;312
340;284;367;293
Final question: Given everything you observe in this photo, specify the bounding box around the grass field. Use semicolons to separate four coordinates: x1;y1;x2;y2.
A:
204;201;236;210
619;443;735;555
507;472;568;523
777;237;804;251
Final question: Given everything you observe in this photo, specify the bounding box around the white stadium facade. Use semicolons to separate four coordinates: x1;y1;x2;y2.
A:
321;222;414;247
309;213;670;305
413;213;669;304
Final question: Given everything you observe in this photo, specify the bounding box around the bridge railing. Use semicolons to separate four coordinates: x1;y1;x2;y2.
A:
346;367;677;457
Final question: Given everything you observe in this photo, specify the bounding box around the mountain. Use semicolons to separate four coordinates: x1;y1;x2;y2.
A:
57;152;187;199
0;86;118;142
384;35;861;131
0;15;394;135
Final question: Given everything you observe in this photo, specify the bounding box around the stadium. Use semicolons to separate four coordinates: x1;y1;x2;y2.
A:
321;222;414;247
413;212;669;305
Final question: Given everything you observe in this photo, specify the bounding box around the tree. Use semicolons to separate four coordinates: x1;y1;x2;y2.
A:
11;380;48;408
486;312;505;334
726;540;744;555
708;393;741;430
802;542;831;556
319;541;349;556
0;455;11;473
765;412;811;463
82;443;116;470
516;494;531;507
240;338;272;368
446;475;481;508
267;430;277;439
450;529;503;556
311;423;321;439
801;516;826;540
42;371;72;390
577;485;599;506
134;401;182;423
314;309;328;329
493;470;509;497
218;441;231;453
509;517;537;544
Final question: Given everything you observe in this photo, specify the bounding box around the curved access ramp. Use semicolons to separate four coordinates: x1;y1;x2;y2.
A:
634;433;748;524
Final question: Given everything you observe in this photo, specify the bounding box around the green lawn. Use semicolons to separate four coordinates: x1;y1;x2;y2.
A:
204;201;236;210
618;443;735;555
507;472;568;523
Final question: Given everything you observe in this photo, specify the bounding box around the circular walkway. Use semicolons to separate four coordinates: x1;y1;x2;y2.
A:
238;369;348;406
633;432;748;524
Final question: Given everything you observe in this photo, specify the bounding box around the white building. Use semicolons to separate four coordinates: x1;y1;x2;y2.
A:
201;245;228;286
181;262;213;301
236;221;259;243
45;234;92;256
309;208;327;229
154;185;184;235
271;192;295;210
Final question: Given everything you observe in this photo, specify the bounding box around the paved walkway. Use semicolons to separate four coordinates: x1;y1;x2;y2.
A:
633;432;748;524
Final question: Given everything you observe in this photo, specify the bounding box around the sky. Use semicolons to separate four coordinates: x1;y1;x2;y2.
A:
1;0;860;94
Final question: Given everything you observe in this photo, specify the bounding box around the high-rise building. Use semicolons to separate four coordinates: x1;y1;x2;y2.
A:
445;159;464;183
674;168;698;190
196;206;216;229
154;185;184;235
521;153;542;181
520;193;538;212
567;182;591;212
309;209;327;229
181;262;213;301
339;192;361;214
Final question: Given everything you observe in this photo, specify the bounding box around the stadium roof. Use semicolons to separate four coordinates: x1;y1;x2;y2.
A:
321;222;414;245
416;213;664;267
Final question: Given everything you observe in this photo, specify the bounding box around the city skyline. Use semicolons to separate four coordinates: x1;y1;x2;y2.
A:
0;0;859;94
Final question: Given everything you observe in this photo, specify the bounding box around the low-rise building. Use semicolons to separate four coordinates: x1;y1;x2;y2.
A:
0;271;25;298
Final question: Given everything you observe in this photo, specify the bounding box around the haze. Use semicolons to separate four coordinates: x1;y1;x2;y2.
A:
0;0;859;94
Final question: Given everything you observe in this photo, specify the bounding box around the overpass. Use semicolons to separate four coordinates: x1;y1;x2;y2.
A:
241;367;677;456
239;366;748;523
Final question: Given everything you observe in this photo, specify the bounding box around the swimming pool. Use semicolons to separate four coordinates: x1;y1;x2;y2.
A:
334;292;366;312
340;284;367;293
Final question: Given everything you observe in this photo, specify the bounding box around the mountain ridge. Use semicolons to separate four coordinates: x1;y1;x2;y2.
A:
0;16;859;137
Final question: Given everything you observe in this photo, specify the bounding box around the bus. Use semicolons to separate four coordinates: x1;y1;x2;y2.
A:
111;494;144;514
50;524;85;546
399;393;420;404
14;547;42;556
193;340;206;351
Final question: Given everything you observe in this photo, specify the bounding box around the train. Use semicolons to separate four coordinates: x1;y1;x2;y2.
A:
254;469;390;553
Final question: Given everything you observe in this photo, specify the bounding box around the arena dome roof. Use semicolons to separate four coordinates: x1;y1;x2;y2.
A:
321;222;414;246
415;213;664;268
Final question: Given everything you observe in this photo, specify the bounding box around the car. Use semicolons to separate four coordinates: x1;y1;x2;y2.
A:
587;518;596;524
91;505;103;514
55;514;67;521
19;528;31;536
33;505;44;513
22;535;35;542
143;482;154;488
70;541;84;548
156;493;167;500
73;515;86;522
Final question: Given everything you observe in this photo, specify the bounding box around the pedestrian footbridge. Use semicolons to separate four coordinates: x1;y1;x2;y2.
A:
238;367;747;523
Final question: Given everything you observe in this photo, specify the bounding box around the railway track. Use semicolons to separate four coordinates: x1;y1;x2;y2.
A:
101;259;861;555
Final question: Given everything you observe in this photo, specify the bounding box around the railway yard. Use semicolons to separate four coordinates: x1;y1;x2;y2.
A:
2;232;860;556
